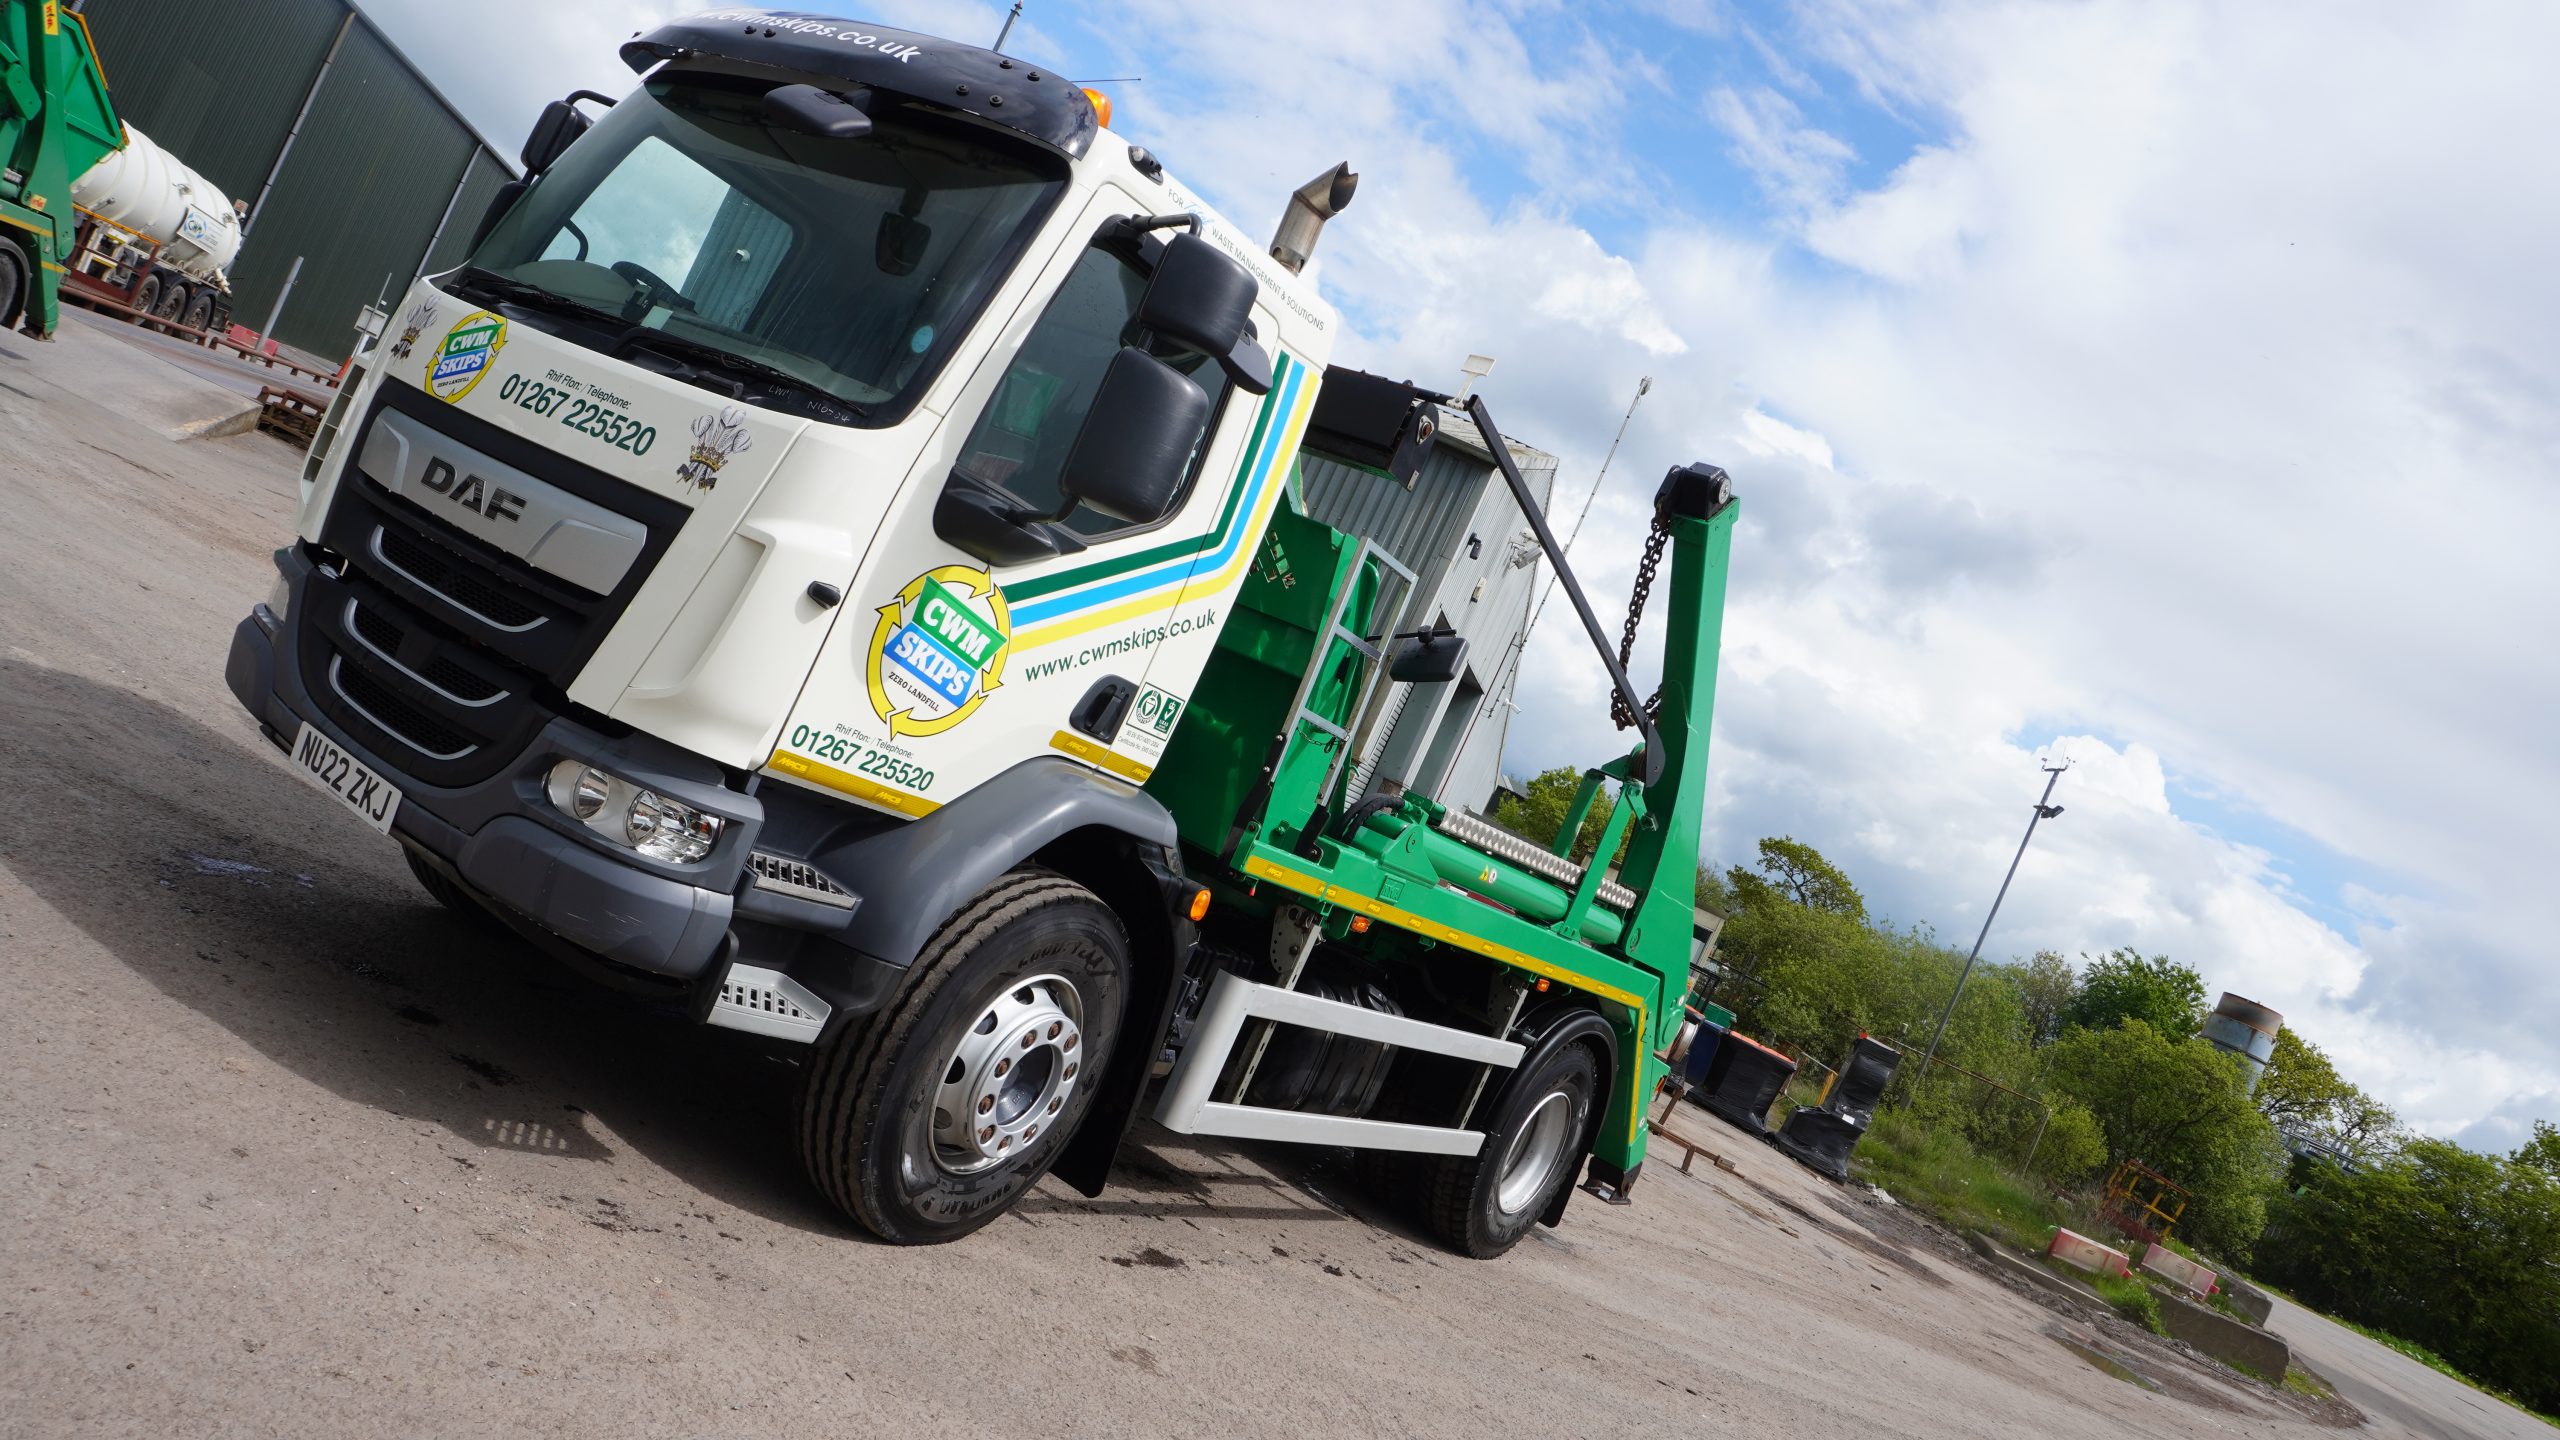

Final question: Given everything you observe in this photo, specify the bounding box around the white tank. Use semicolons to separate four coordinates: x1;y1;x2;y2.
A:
70;122;243;290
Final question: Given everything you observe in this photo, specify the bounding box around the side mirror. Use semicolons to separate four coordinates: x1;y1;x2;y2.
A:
1055;348;1209;525
1137;233;1266;390
521;100;591;175
1388;628;1469;684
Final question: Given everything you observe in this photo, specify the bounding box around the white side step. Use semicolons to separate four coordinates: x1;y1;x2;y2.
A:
707;962;832;1043
1155;970;1524;1156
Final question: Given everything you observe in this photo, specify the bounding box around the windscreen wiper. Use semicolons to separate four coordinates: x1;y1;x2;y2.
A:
447;265;625;330
612;327;868;423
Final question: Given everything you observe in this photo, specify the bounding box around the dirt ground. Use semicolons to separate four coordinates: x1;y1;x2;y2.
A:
0;319;2486;1438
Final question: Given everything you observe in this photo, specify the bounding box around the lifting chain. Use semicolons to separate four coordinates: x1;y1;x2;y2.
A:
1610;514;1672;730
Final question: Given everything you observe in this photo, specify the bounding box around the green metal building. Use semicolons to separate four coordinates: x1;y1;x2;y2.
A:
82;0;511;359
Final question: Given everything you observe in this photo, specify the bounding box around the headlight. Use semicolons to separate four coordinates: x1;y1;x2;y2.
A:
545;760;723;864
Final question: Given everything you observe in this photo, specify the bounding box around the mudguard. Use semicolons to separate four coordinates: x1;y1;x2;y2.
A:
827;756;1178;970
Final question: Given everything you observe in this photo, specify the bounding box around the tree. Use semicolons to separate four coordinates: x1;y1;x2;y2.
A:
2253;1028;2401;1162
1489;766;1628;867
2260;1141;2560;1413
2042;1018;2286;1253
1726;835;1865;920
2518;1120;2560;1176
2060;948;2205;1038
2009;949;2080;1047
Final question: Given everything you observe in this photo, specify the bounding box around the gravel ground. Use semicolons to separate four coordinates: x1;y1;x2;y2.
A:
0;319;2456;1438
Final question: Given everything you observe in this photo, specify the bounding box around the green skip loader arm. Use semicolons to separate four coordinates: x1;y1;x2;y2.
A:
1211;396;1738;1194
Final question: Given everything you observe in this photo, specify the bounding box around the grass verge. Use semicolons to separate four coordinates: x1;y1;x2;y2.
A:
2084;1272;2166;1335
1851;1107;2080;1253
2251;1282;2560;1430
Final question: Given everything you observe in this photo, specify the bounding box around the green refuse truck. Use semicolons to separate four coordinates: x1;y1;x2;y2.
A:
224;8;1741;1256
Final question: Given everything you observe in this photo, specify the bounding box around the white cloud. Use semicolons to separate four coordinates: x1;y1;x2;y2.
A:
351;0;2560;1144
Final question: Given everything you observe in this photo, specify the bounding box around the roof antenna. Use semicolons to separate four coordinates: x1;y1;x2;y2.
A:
993;2;1022;52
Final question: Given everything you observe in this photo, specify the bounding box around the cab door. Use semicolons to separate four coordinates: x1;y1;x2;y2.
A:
765;190;1273;817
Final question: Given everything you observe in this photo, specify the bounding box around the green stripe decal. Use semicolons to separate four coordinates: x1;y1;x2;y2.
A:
1003;366;1288;603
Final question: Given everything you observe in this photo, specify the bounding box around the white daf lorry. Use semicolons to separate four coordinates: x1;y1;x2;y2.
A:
229;9;1741;1254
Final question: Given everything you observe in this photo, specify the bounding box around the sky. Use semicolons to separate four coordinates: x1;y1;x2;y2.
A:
360;0;2559;1152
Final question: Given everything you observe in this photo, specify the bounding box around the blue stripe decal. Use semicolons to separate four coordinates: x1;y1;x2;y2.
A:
1008;358;1306;626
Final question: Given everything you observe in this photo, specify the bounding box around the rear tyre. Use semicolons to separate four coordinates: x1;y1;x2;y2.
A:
131;272;162;319
0;244;25;330
798;869;1129;1245
1422;1040;1599;1258
181;287;216;332
152;279;189;321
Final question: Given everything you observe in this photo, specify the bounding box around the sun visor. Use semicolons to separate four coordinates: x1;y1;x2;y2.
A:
622;10;1099;158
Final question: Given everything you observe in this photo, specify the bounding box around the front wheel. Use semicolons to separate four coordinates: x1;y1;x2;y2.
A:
797;870;1128;1245
1423;1040;1599;1258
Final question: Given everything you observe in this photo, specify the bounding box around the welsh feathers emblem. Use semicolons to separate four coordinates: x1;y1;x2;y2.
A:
677;406;753;492
388;300;437;361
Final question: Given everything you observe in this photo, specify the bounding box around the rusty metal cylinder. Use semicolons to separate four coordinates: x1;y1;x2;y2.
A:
2200;992;2281;1091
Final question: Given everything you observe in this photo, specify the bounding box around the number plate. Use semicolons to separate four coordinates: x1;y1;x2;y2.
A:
289;722;402;834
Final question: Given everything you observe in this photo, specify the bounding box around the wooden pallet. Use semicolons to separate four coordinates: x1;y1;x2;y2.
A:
256;383;327;448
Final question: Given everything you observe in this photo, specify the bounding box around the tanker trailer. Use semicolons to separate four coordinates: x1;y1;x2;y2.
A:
63;119;243;333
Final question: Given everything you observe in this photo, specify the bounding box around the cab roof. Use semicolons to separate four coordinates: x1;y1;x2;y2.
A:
623;9;1099;158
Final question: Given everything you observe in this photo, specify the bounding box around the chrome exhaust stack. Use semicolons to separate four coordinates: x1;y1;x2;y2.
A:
1269;161;1358;274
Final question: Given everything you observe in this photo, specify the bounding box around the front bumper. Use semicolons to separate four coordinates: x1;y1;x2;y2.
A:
229;545;755;983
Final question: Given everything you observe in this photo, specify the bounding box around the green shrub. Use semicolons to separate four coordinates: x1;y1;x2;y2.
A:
2032;1101;2109;1185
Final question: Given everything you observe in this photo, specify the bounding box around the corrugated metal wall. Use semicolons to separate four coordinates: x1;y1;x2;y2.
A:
417;147;513;276
81;0;511;357
224;19;474;354
84;0;340;205
1301;425;1560;810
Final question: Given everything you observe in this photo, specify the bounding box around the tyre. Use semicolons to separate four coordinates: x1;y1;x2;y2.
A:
181;287;216;332
131;272;162;318
1423;1038;1600;1258
0;244;24;330
798;869;1129;1244
152;279;188;321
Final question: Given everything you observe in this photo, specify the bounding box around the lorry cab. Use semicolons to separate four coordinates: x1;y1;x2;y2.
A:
230;9;1739;1254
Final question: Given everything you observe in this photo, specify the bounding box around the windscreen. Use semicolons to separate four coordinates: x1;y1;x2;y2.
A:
465;76;1068;422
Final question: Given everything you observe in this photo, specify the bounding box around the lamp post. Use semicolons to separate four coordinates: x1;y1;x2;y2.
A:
1906;757;2070;1105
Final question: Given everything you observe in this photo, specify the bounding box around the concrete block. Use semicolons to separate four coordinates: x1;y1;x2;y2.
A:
2221;1279;2274;1326
2138;1243;2217;1296
2159;1293;2290;1379
2047;1228;2131;1278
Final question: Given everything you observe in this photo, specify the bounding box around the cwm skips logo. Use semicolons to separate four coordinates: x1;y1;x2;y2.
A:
867;566;1009;737
427;310;505;401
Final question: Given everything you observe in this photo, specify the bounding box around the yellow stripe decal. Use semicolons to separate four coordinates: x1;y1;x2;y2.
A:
1008;374;1318;651
1240;852;1654;1147
1049;729;1152;782
765;749;939;817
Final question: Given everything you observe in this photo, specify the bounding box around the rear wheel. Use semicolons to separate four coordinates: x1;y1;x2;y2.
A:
0;244;25;330
152;279;188;321
131;272;162;318
1423;1040;1599;1258
181;287;216;332
798;870;1129;1245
